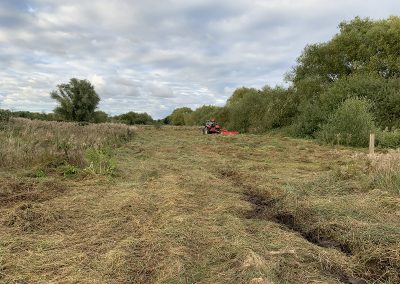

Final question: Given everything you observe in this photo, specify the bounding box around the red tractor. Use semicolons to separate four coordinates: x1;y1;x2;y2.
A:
203;118;221;134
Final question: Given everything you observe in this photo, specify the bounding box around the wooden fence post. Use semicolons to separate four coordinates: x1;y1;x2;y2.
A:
369;132;375;155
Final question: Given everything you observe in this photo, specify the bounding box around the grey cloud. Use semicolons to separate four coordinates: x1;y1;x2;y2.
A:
1;0;399;118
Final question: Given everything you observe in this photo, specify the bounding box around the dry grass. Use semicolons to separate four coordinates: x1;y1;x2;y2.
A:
0;118;135;172
367;150;400;194
0;124;399;283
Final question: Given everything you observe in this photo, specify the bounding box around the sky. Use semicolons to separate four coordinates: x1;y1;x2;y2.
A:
0;1;399;118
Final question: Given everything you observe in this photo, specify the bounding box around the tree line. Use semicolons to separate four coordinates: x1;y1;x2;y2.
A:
2;16;400;147
166;16;400;147
1;78;154;125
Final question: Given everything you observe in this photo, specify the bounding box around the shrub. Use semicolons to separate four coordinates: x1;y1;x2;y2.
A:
376;129;400;148
319;74;400;130
85;148;116;176
112;112;153;125
225;86;298;133
317;98;375;147
62;164;79;177
183;105;223;126
169;107;193;126
0;109;11;122
260;86;298;130
226;90;264;133
92;111;109;123
291;101;325;137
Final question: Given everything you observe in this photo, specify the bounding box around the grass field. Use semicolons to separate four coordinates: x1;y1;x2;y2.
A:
1;124;399;283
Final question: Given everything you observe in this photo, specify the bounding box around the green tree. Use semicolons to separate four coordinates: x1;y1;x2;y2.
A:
185;105;223;126
292;16;400;94
91;111;109;123
226;87;259;107
319;74;400;129
0;109;11;122
170;107;193;125
113;112;153;125
50;78;100;122
291;16;400;136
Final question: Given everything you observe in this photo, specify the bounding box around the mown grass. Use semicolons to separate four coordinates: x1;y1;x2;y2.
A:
0;124;399;283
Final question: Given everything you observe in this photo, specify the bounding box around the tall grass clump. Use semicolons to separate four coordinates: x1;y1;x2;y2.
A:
317;98;375;147
0;118;135;171
368;150;400;194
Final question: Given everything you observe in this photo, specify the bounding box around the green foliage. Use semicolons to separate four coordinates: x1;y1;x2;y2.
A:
170;107;193;125
34;169;47;178
184;105;223;126
226;88;265;133
260;86;298;129
85;148;116;176
376;129;400;148
317;98;375;146
11;111;59;121
51;78;100;122
293;17;400;87
62;163;79;177
112;112;153;125
0;109;11;123
162;116;171;125
226;87;259;107
291;101;325;137
319;74;400;129
290;16;400;138
91;111;109;123
225;86;298;133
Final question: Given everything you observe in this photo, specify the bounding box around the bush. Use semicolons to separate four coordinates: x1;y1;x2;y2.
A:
260;86;298;129
317;98;375;147
291;101;325;137
169;107;193;125
183;105;223;126
0;109;11;122
225;86;298;133
112;112;153;125
85;148;116;176
319;74;400;130
92;111;109;123
227;89;265;133
376;129;400;148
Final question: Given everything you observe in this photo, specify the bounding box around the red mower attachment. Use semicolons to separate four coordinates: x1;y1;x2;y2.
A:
221;130;239;135
203;118;239;135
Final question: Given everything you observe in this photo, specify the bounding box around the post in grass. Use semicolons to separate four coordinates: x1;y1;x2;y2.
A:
369;131;375;155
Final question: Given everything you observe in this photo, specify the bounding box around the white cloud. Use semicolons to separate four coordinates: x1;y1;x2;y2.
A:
0;0;399;118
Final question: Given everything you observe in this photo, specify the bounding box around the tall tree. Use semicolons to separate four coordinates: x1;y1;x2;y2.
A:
170;107;193;126
292;16;400;100
51;78;100;122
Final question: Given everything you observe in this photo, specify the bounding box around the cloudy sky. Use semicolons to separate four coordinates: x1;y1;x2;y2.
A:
0;0;399;118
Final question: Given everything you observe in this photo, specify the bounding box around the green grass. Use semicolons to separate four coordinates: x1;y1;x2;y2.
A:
0;125;399;283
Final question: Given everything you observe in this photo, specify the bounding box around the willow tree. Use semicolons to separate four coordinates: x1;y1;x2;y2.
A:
50;78;100;122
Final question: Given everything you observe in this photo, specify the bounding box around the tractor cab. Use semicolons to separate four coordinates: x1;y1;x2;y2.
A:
203;118;220;134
